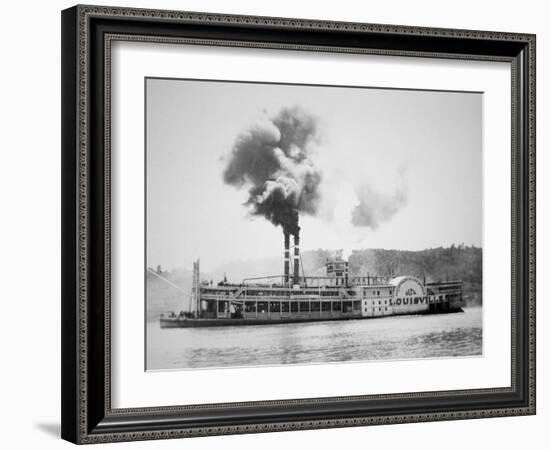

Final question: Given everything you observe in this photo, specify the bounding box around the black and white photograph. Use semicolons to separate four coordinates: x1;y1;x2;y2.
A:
145;78;483;371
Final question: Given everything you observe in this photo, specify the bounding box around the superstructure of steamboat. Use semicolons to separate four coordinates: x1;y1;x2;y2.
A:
159;231;464;328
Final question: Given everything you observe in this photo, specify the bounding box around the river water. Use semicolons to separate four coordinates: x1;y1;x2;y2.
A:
146;307;482;370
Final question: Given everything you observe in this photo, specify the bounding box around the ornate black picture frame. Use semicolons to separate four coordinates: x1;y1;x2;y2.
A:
61;4;536;444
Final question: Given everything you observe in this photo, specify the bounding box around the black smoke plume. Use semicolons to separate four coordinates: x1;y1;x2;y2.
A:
223;107;321;235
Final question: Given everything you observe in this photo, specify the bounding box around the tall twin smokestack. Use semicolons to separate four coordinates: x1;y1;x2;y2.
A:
283;230;300;286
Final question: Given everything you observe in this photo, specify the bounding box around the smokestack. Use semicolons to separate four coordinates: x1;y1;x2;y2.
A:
284;232;290;286
293;232;300;286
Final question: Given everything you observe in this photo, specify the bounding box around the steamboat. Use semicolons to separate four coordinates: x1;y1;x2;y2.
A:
159;231;464;328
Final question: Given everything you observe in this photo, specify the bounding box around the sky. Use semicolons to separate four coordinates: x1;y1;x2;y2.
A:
146;78;482;272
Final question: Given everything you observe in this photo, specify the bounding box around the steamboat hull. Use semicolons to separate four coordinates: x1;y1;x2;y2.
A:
160;307;464;328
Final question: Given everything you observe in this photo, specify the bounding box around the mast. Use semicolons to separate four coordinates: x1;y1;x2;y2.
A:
191;260;201;317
